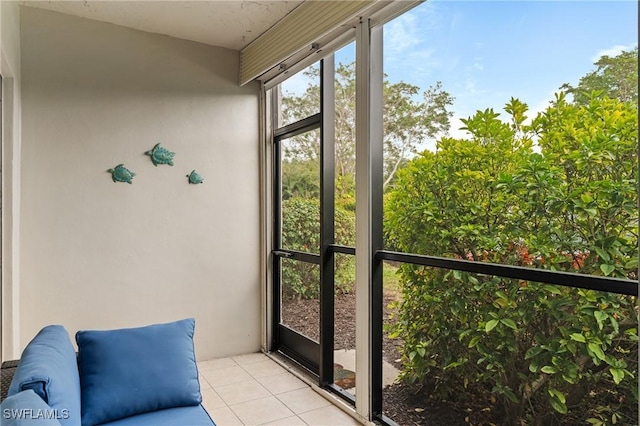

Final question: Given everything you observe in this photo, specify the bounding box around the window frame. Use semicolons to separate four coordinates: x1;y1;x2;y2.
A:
263;6;638;425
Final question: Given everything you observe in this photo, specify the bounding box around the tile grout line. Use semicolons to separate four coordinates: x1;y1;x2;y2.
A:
263;353;372;425
199;354;367;425
235;358;311;425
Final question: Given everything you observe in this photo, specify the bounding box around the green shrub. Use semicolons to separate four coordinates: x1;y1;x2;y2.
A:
281;197;355;299
385;95;638;424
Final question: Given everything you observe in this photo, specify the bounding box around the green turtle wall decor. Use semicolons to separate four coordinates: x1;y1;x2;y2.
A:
108;164;136;184
145;143;175;166
187;170;204;184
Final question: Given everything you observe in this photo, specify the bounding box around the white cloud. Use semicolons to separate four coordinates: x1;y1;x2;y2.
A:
449;116;470;140
385;13;421;53
590;43;638;62
525;91;558;123
382;4;442;84
464;77;477;93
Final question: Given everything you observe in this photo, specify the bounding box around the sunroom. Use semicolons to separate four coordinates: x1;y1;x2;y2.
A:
1;1;637;425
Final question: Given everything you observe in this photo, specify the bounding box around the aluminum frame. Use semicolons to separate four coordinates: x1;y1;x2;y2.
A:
265;5;639;423
270;54;343;385
354;18;384;421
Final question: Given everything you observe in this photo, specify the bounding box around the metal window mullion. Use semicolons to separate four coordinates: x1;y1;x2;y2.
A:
261;86;273;352
273;113;322;139
329;245;356;256
271;95;283;351
275;250;321;265
369;22;385;419
354;19;384;421
0;74;3;363
319;55;336;386
377;251;638;296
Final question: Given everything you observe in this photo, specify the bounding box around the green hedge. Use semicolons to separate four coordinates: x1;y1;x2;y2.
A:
281;197;355;299
385;95;638;424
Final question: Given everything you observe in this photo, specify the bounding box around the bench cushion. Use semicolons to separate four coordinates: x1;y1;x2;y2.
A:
76;318;201;426
8;326;81;426
97;405;215;426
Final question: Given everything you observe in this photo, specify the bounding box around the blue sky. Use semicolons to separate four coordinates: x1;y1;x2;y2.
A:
285;1;637;144
379;0;638;140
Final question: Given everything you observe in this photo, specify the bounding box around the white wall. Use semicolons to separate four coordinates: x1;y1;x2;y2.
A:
1;0;22;361
19;7;261;360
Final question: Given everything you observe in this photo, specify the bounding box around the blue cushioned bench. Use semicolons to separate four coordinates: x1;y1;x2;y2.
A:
0;319;215;426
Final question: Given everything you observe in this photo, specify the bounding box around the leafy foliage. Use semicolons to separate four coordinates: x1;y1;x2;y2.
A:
277;61;453;299
280;62;453;195
281;198;355;299
561;48;638;106
281;160;320;201
385;94;638;424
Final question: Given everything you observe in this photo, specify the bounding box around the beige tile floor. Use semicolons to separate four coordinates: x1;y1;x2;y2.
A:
198;353;362;426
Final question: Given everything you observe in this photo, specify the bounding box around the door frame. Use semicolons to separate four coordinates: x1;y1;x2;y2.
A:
270;56;337;387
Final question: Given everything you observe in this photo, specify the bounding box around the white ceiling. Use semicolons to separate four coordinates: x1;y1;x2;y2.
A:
20;1;305;51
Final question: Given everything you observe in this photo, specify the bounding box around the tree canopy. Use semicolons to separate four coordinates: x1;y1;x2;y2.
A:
280;63;454;201
560;47;638;105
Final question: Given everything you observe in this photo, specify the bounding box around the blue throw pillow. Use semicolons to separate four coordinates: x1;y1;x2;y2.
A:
1;389;63;426
76;318;201;426
8;325;81;426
